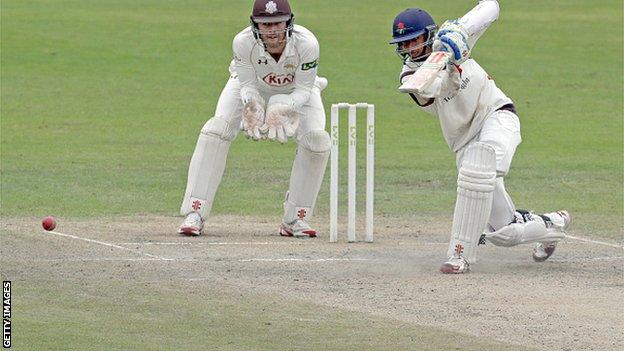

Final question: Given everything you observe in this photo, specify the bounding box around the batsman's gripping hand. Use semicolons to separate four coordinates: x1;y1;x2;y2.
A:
433;20;471;65
242;93;265;140
418;64;463;99
260;94;300;144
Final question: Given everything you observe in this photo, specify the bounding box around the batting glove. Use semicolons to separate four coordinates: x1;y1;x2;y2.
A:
433;20;471;65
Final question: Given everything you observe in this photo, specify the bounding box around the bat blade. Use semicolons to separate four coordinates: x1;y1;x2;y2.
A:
398;51;451;94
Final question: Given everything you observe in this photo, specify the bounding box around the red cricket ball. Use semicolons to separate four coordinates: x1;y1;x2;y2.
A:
42;216;57;231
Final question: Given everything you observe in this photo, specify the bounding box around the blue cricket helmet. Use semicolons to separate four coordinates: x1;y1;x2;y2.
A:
390;8;436;44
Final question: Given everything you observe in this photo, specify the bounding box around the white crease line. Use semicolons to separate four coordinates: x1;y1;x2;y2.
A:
6;257;370;263
553;256;624;262
117;241;446;246
117;240;618;248
38;230;624;264
115;241;303;246
565;235;623;249
45;230;167;260
9;255;621;264
398;242;446;246
238;258;372;262
9;258;170;262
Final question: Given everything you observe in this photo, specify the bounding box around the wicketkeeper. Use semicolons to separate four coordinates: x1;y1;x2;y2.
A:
178;0;329;238
390;0;571;273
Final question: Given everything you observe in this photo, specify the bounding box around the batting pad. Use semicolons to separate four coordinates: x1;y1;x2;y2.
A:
283;130;330;223
180;116;236;219
485;219;566;247
447;142;497;263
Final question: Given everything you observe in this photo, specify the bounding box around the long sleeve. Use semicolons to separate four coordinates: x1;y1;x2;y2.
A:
289;35;319;109
233;33;261;103
459;0;500;48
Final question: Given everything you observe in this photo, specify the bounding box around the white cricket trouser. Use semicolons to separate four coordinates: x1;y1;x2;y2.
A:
179;75;327;219
456;109;521;231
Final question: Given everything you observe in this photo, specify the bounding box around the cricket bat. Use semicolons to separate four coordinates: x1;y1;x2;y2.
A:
398;51;451;94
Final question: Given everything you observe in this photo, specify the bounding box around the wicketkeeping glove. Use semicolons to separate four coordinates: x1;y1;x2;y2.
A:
260;94;300;144
433;20;471;65
242;93;265;140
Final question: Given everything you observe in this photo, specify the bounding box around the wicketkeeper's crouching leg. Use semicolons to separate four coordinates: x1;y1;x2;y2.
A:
178;115;239;235
279;130;330;238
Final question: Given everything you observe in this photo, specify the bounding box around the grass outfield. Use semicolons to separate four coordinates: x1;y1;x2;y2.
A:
13;279;531;351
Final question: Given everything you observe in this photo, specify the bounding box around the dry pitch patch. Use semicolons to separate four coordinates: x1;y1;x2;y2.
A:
1;215;623;350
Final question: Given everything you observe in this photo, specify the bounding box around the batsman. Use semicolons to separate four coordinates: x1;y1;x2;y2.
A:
390;0;571;273
178;0;329;238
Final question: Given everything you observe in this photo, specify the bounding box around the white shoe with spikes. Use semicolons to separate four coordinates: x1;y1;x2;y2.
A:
178;212;204;236
279;219;317;238
532;210;571;262
440;255;470;274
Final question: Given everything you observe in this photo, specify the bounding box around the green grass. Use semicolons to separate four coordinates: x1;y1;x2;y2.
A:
12;278;532;351
2;0;622;240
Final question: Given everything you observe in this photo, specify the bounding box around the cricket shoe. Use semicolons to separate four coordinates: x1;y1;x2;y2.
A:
440;255;470;274
532;210;571;262
532;242;557;262
279;219;317;238
178;212;204;236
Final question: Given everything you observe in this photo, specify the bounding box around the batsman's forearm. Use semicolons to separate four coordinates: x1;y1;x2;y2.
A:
460;0;500;47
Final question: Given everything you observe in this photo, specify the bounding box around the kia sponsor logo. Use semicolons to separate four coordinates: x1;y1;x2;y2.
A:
263;73;294;86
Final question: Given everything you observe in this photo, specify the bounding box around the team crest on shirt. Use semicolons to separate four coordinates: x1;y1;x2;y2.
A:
263;72;295;86
265;1;278;14
284;60;297;72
